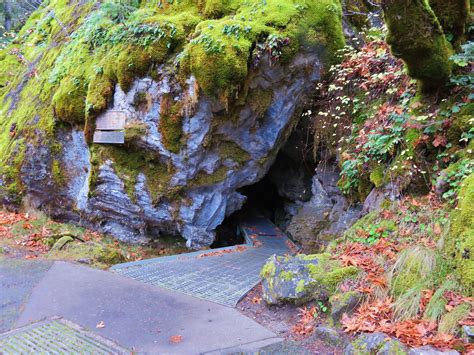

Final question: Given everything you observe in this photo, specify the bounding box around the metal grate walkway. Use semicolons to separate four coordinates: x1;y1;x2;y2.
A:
0;318;128;354
111;217;296;307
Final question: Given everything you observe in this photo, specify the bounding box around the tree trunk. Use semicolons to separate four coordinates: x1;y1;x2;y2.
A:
382;0;453;92
429;0;470;46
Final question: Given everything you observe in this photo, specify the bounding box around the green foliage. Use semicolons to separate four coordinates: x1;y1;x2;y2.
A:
450;41;474;90
348;223;393;245
441;159;474;204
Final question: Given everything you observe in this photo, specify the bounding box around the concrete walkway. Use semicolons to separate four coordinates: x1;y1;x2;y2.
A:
1;259;282;353
0;217;294;353
112;217;296;307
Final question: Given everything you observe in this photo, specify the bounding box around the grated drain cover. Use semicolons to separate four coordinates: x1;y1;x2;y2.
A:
0;318;129;354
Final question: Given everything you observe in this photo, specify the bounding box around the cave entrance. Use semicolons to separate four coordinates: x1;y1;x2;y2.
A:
211;177;286;249
212;117;317;249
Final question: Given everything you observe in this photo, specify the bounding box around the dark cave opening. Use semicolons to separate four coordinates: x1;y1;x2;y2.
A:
211;177;287;249
212;116;317;249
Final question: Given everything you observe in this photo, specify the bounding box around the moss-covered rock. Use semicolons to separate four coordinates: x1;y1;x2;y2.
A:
96;247;126;265
382;0;453;92
443;173;474;295
260;253;359;305
344;332;408;355
0;0;345;247
329;290;364;322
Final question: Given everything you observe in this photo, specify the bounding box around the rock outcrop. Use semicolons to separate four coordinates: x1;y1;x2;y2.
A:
0;0;345;247
287;165;362;252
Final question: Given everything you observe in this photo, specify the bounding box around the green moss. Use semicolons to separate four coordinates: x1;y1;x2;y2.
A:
260;258;276;278
51;159;65;186
370;166;384;188
295;279;307;293
280;270;296;281
159;94;184;154
357;178;372;202
219;140;250;164
124;121;148;142
383;0;453;92
443;173;474;295
190;166;229;187
247;87;273;118
96;247;126;265
1;0;345;202
90;145;174;203
305;253;359;293
344;211;379;239
52;77;87;124
86;74;115;115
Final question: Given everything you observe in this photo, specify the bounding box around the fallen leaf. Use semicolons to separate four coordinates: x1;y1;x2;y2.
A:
170;335;183;344
96;321;105;329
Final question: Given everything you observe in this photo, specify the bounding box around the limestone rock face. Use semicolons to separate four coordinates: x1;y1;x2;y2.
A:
0;1;347;248
287;166;362;252
10;50;323;248
260;253;358;305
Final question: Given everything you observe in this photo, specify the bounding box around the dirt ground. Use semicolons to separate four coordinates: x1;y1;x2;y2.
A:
237;283;347;354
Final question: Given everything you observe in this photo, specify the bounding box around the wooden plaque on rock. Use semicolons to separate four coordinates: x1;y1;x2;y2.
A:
93;131;125;144
95;111;127;130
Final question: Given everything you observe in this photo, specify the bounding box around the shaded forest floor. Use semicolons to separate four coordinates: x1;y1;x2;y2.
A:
0;209;188;269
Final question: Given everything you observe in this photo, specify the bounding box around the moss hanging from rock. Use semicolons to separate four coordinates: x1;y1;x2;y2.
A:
382;0;453;92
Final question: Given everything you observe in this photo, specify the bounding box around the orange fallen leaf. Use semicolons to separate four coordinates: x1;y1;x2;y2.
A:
170;335;183;344
251;297;262;304
23;223;33;230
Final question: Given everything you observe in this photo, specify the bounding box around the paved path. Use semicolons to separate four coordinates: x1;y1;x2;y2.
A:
0;258;52;333
1;260;282;353
0;217;294;353
112;217;296;307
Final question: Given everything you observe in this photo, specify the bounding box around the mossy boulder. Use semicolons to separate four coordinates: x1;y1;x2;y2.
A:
260;253;359;305
343;332;408;355
443;173;474;295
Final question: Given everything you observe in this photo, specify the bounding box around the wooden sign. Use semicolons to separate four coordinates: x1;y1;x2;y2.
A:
93;131;125;144
95;111;127;131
